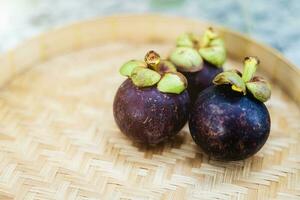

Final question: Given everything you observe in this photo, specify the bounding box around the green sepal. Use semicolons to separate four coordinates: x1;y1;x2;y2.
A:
199;28;226;67
131;67;161;87
176;33;194;47
199;45;226;68
169;47;203;72
200;27;218;48
213;70;246;94
119;60;147;77
246;77;271;102
157;72;187;94
156;60;177;75
210;38;225;48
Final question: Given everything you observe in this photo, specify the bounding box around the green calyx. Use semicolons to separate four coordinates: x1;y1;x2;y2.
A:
213;70;246;94
169;47;203;72
119;60;147;76
246;77;271;102
198;28;226;67
199;45;226;68
200;27;218;47
156;60;177;75
157;72;188;94
176;33;194;47
119;50;187;94
212;56;271;102
131;67;161;87
170;27;226;72
176;33;201;48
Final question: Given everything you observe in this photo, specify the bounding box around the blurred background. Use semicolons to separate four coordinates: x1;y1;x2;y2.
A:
0;0;300;66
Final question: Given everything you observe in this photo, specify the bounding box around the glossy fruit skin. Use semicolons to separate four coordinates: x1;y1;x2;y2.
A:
180;61;223;102
189;85;270;161
113;79;190;145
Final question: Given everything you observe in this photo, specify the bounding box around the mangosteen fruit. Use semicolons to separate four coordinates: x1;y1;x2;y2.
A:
189;57;271;160
180;61;223;103
169;28;226;102
113;51;190;145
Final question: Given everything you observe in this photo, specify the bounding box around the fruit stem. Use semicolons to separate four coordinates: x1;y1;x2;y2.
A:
145;50;161;71
242;57;259;82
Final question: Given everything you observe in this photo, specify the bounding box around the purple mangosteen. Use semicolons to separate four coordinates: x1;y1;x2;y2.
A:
189;57;271;160
113;51;190;145
169;28;226;102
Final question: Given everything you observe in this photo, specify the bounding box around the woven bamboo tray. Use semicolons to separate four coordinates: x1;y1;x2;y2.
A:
0;15;299;200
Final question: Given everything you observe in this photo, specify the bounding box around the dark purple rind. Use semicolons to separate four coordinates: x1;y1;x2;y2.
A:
180;61;223;102
189;85;270;161
113;79;190;145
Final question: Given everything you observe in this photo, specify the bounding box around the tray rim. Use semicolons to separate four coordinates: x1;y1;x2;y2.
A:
0;14;299;104
3;14;299;71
